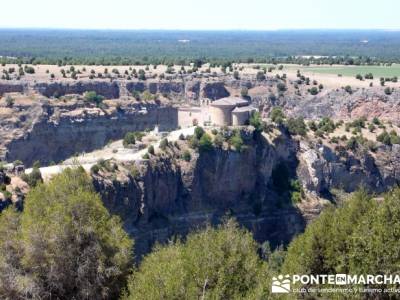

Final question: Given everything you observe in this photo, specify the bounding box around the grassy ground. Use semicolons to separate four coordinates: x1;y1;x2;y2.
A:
295;65;400;78
241;63;400;89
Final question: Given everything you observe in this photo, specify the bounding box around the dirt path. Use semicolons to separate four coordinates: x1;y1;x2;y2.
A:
26;127;195;181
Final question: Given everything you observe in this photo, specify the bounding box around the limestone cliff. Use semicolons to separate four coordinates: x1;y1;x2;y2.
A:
91;128;400;258
0;82;25;96
296;140;400;195
92;129;317;257
35;81;120;99
2;102;178;166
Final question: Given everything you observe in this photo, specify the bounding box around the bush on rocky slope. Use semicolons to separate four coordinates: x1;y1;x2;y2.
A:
0;167;133;300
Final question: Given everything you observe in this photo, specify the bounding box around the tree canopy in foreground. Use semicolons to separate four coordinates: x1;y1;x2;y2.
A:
0;167;133;300
3;164;400;299
122;219;270;300
283;188;400;297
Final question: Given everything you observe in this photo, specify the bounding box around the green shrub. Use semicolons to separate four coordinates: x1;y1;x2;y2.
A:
142;90;155;101
90;164;100;174
346;136;359;150
182;150;191;162
350;117;367;129
129;164;140;178
330;136;339;144
372;117;381;125
309;87;319;95
249;111;262;131
377;130;400;145
24;66;35;74
189;135;199;149
308;120;318;131
160;138;169;150
148;145;155;155
5;96;14;108
318;117;336;133
368;123;376;132
384;87;392;95
315;129;325;138
344;85;353;94
194;126;205;139
23;168;132;299
21;167;43;187
270;107;285;124
290;180;304;203
365;73;374;79
213;133;224;148
291;191;302;203
286;117;307;136
13;160;23;166
123;132;136;147
240;87;248;97
229;133;244;152
199;134;213;152
277;82;287;92
256;71;266;81
84;91;104;105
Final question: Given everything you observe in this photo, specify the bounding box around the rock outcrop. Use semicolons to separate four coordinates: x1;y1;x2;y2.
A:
89;129;400;258
296;140;400;195
280;89;400;125
200;82;230;100
126;79;230;101
16;78;233;102
1;102;178;166
92;129;314;257
0;82;25;96
35;81;120;99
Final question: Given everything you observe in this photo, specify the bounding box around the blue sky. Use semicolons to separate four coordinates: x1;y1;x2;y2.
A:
1;0;399;30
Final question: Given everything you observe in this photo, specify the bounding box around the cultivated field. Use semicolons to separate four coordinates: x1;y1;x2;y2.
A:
297;65;400;78
239;64;400;89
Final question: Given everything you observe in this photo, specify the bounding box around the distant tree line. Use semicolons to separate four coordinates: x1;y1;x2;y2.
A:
2;55;399;68
1;30;400;66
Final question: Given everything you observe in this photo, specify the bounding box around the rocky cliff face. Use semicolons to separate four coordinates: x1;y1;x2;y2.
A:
91;127;400;258
1;77;236;102
92;130;316;257
0;82;25;96
4;76;400;126
296;140;400;196
2;102;178;166
272;89;400;125
126;79;230;101
34;81;121;99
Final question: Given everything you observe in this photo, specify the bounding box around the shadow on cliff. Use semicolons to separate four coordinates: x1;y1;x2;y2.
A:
95;130;308;260
259;158;307;249
173;130;307;253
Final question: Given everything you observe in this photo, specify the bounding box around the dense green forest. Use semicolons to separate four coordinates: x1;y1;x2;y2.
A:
2;166;400;299
1;29;400;65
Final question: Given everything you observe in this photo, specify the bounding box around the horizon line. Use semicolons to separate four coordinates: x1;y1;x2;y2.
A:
0;27;399;32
